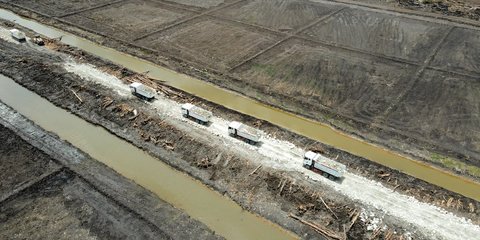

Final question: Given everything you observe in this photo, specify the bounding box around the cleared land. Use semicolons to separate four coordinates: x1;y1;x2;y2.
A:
137;16;282;71
212;0;341;32
300;7;449;62
232;39;417;123
10;0;111;16
0;171;162;239
386;69;480;164
431;27;480;75
64;0;194;41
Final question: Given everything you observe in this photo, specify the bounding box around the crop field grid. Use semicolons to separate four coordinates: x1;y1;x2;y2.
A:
7;0;480;164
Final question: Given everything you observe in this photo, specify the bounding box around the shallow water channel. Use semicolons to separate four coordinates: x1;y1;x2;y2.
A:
0;8;478;201
0;75;298;239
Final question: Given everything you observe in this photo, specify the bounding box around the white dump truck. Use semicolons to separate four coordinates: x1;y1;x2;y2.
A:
228;121;261;145
181;103;212;124
129;82;155;100
10;29;26;42
303;151;346;179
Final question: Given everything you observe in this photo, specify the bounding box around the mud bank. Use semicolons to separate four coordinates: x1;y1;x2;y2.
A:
0;105;221;239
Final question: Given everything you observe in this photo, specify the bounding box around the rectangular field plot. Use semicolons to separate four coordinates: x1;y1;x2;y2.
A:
11;0;111;16
0;172;163;239
233;39;417;122
300;8;448;62
431;27;480;75
212;0;340;32
63;0;193;41
386;70;480;160
136;17;281;71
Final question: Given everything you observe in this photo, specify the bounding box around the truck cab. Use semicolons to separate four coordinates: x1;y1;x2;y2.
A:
228;121;242;136
10;29;26;42
303;151;317;169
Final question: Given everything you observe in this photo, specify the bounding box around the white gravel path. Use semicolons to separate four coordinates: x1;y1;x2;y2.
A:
63;60;480;240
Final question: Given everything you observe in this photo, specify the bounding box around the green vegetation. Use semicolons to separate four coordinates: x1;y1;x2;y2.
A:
252;63;277;77
430;153;480;178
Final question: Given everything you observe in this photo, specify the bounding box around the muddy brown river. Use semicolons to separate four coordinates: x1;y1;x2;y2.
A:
0;8;478;201
0;75;298;240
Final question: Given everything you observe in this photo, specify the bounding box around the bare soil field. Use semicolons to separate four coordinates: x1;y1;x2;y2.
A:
232;38;417;123
386;69;480;165
10;0;112;16
0;127;59;197
136;16;282;71
431;27;480;75
300;7;449;62
64;0;194;41
212;0;341;32
0;170;162;239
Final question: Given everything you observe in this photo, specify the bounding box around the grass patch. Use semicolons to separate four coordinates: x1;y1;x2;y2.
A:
252;63;277;77
430;153;480;178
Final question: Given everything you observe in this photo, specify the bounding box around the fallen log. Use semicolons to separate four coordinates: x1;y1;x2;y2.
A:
249;165;262;176
289;213;344;240
70;89;83;103
320;197;338;220
347;209;360;232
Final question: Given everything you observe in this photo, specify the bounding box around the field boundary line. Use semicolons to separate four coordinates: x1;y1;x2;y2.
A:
378;26;455;121
132;0;247;42
0;167;65;204
228;7;346;72
56;0;128;18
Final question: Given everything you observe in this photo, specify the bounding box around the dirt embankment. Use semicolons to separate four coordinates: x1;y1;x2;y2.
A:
0;37;425;239
0;114;221;240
